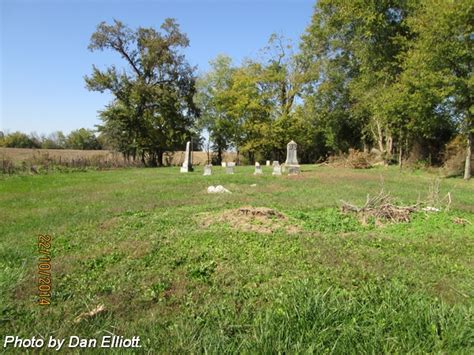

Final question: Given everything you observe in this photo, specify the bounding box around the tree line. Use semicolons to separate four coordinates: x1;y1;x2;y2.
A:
4;0;472;178
85;0;472;178
0;129;103;150
195;0;472;178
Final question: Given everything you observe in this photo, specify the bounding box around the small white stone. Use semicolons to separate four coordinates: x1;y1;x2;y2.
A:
422;206;440;212
207;185;231;194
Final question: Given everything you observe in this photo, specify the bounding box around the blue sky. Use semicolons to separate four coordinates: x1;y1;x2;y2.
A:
1;0;315;135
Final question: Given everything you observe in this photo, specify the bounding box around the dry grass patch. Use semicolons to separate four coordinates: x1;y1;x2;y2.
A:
198;206;301;234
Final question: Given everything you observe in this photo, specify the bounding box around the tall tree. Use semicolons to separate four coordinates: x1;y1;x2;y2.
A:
300;0;418;161
402;0;473;178
85;19;199;166
195;55;235;163
226;62;272;163
258;34;312;160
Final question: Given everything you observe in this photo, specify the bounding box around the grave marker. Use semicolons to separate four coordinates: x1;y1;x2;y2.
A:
203;164;212;176
180;141;193;173
284;140;300;175
254;162;263;175
226;162;235;174
272;161;282;176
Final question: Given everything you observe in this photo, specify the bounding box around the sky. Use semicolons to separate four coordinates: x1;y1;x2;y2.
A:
1;0;315;135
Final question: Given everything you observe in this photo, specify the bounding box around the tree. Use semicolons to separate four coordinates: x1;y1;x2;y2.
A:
196;33;317;164
66;128;102;150
300;0;419;162
85;19;199;166
226;62;272;163
257;34;313;160
41;131;66;149
195;55;235;164
1;132;41;148
402;0;473;178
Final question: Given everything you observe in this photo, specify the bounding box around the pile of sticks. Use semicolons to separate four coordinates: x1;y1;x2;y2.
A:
341;190;419;223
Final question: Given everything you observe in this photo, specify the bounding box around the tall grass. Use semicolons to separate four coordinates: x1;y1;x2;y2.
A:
173;280;473;353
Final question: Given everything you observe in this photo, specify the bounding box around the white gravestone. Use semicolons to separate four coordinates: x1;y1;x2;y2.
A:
254;162;263;175
203;164;212;176
272;161;282;176
266;160;271;166
226;162;235;174
180;141;193;173
284;140;300;175
221;162;227;167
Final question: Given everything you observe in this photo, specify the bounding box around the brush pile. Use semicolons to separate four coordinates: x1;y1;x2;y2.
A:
346;149;373;169
340;178;454;225
341;190;420;223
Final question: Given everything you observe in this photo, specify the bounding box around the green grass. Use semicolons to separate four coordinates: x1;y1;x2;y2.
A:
1;165;473;353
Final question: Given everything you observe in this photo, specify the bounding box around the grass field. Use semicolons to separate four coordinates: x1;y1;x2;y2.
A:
0;147;236;167
1;165;473;353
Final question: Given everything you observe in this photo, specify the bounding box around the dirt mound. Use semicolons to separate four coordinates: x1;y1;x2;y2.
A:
199;206;300;234
237;206;285;218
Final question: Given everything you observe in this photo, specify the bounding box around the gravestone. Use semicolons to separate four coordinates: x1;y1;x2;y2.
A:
266;160;271;166
203;164;212;176
221;162;227;167
287;166;300;175
272;161;282;176
180;141;193;173
284;140;300;175
226;162;235;174
254;162;263;175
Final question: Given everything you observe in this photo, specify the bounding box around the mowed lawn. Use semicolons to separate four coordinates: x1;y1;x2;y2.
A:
1;165;473;353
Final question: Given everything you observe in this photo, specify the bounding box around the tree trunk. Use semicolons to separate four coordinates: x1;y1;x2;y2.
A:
376;120;384;153
157;149;164;167
217;147;222;165
398;144;403;171
464;132;472;180
386;135;393;157
373;119;393;165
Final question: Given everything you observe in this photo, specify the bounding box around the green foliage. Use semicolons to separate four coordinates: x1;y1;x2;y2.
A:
85;19;199;166
290;0;471;171
41;131;67;149
195;55;235;163
1;131;41;148
0;130;105;150
401;0;473;176
66;128;101;150
197;34;315;163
